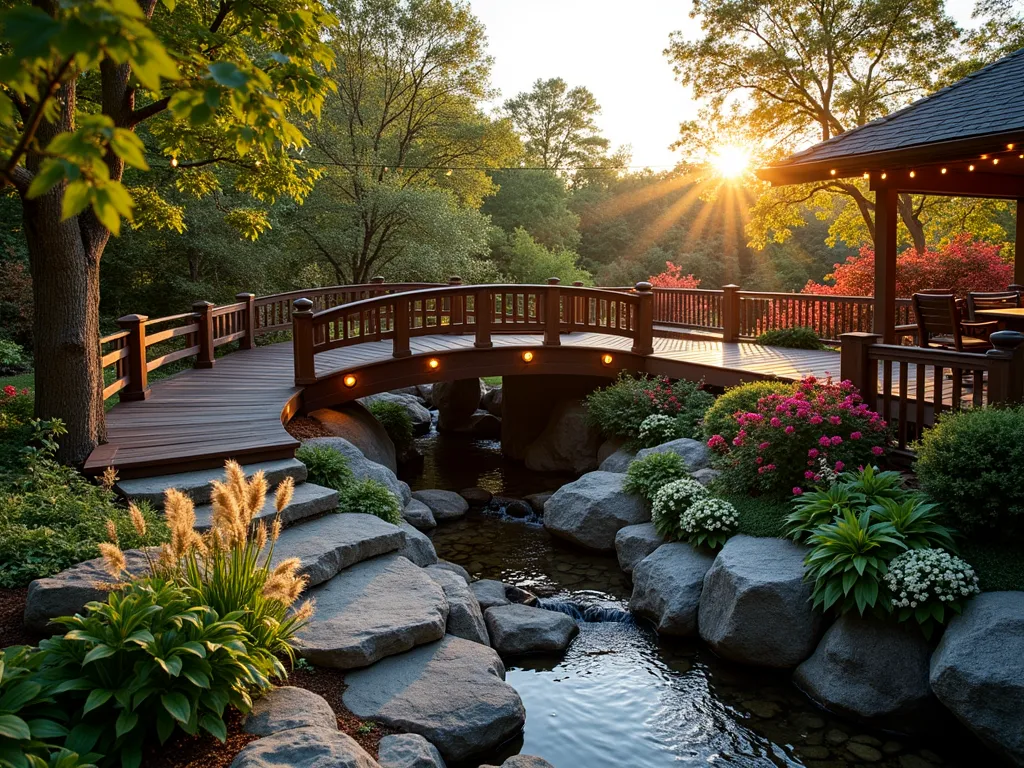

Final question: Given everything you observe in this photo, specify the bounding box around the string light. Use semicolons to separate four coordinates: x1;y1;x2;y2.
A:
909;170;916;178
941;168;947;174
829;169;836;176
880;172;887;180
862;172;869;179
170;156;178;168
969;164;975;171
993;158;1000;165
981;154;988;159
1008;144;1015;150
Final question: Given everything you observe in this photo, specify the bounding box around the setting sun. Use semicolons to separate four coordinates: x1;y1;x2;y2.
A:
709;144;753;179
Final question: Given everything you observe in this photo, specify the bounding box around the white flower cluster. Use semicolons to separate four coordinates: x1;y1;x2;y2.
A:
681;497;739;535
885;548;980;610
652;477;708;517
639;414;681;446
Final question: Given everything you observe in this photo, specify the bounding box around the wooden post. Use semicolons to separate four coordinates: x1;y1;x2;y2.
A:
722;284;740;342
292;298;317;385
117;314;150;401
986;330;1024;405
393;297;411;358
370;276;385;284
544;278;561;346
631;281;654;355
874;187;899;344
236;293;256;349
448;276;464;332
1015;199;1024;287
192;301;215;369
840;332;881;405
475;287;493;348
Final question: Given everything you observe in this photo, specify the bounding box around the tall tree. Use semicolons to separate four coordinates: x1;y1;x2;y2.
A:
0;0;334;462
667;0;959;252
482;169;581;251
503;77;610;170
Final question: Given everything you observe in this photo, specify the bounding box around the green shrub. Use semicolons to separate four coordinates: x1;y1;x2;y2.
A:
585;373;713;444
637;414;682;448
650;477;709;540
679;497;739;550
623;452;689;503
916;406;1024;538
884;548;980;638
296;443;353;491
701;380;795;446
756;327;825;350
339;478;401;524
0;339;28;375
367;400;414;451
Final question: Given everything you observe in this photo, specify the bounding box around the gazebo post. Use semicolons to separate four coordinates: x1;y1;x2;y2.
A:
874;187;899;344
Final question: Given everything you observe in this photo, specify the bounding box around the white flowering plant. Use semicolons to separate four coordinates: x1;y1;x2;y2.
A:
638;414;683;448
680;497;739;550
884;548;980;637
651;477;709;540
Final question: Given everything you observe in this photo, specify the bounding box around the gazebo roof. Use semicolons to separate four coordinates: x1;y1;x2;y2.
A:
759;47;1024;186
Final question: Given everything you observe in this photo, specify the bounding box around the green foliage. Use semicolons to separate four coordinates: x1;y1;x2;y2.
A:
680;497;739;550
296;444;353;492
339;479;401;525
869;498;957;551
0;340;27;375
637;415;682;449
482;170;581;251
724;494;791;538
884;548;980;638
960;540;1024;592
786;483;868;541
650;477;709;540
755;327;825;350
786;466;914;541
916;406;1024;539
623;452;689;504
495;228;591;285
585;373;713;445
701;381;795;446
367;401;414;452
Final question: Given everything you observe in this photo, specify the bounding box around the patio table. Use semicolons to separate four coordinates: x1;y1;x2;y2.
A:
976;308;1024;332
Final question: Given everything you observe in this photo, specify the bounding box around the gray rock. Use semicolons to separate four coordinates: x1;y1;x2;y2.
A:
244;687;337;736
360;392;433;436
692;468;722;487
484;604;579;655
443;410;501;438
930;591;1024;764
481;386;503;417
378;733;447;768
397;522;438;567
398;481;413;506
116;458;307;507
426;568;489;646
543;471;648;552
389;386;428;404
492;496;532;518
794;614;933;726
597;436;629;466
229;727;377;768
698;535;822;667
343;635;526;763
524;400;601;473
428;561;471;584
412;490;468;521
303;437;407;506
615;523;664;574
523;492;553;514
194;481;338;532
505;585;538;607
24;549;151;632
629;543;715;635
311;403;398;472
297;554;448;669
268;513;405;588
417;383;434;407
635;438;711;471
597;447;636;473
459;487;492;507
481;758;555;768
434;379;482;431
472;579;511;611
403;498;437;530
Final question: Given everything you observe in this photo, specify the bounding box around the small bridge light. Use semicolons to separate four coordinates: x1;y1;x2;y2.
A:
428;358;440;370
601;353;614;366
343;374;357;388
521;350;534;363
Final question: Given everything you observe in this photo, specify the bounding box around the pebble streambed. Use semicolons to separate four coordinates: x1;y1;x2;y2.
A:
405;429;994;768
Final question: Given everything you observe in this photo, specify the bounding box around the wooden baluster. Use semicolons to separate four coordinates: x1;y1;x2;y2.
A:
544;278;561;346
393;297;411;358
192;301;216;369
449;276;464;332
236;293;256;349
632;281;654;355
722;284;740;342
475;288;493;348
571;281;584;330
292;298;317;385
117;314;150;401
986;330;1024;405
898;362;909;448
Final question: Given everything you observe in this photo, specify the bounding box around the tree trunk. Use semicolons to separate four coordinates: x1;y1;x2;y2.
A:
898;194;926;253
23;188;107;465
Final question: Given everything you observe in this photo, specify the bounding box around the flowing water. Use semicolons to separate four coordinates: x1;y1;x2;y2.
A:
404;429;994;768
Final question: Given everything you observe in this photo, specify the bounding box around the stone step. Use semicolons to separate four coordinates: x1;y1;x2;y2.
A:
194;481;337;532
116;458;308;507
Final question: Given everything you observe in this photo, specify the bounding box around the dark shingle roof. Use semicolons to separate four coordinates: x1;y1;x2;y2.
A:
771;47;1024;168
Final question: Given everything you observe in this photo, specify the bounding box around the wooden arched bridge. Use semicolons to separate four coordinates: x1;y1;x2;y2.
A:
88;280;1024;477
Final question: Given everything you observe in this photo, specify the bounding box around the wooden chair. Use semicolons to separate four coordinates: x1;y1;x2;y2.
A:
966;290;1021;320
912;293;996;352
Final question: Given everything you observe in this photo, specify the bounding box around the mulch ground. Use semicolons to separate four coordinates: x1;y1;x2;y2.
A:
0;587;41;647
285;416;333;441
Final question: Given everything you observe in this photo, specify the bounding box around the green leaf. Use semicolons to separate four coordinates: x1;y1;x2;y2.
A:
83;688;113;714
199;713;227;742
83;644;117;665
0;714;31;740
26;161;67;200
110;130;150;171
65;722;103;755
208;62;249;89
161;691;191;724
115;710;138;738
61;180;92;220
27;718;67;739
0;680;41;711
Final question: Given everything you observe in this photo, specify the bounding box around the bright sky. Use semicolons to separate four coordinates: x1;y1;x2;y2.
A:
469;0;981;171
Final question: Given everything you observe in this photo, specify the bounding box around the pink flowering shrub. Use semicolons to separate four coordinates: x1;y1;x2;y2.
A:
706;376;888;495
1;384;32;430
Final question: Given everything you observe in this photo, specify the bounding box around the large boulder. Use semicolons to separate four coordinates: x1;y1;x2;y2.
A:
597;437;636;473
229;727;377;768
794;614;934;726
484;604;578;655
426;568;489;646
481;386;503;417
397;522;439;567
433;379;482;431
634;438;711;471
471;580;511;611
629;543;715;636
296;554;448;669
360;392;432;436
403;498;436;530
615;523;664;575
698;535;822;668
303;437;408;505
342;635;526;763
543;471;647;552
377;734;447;768
311;403;397;472
524;400;601;474
429;561;471;584
930;591;1024;764
523;492;552;514
244;687;338;736
412;490;468;522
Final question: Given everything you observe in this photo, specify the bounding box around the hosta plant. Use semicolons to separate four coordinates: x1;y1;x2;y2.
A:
623;452;689;504
637;414;682;448
339;478;401;525
785;483;867;542
651;478;709;540
679;498;738;550
884;548;980;638
869;498;957;551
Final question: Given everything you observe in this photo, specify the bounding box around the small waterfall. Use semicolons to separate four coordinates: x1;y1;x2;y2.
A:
538;598;635;625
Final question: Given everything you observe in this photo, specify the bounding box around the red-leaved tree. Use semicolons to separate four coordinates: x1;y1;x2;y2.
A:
803;234;1015;298
649;262;702;288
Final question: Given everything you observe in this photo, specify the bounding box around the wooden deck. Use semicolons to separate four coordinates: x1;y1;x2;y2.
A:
87;332;843;477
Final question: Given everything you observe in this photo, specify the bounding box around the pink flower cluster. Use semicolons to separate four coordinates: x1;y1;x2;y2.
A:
2;385;29;399
635;376;687;416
